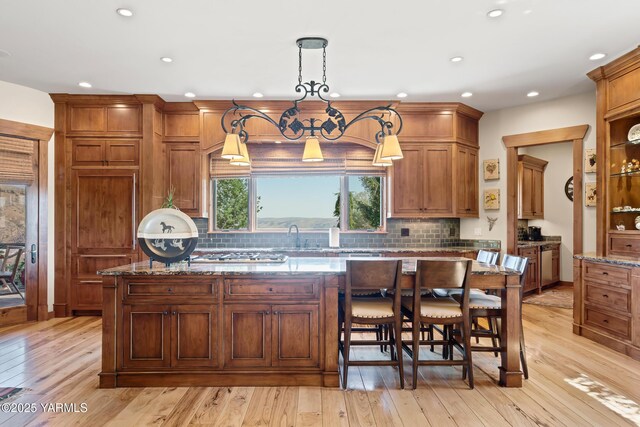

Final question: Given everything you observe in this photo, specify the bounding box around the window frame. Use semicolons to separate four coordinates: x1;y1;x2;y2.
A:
209;174;387;233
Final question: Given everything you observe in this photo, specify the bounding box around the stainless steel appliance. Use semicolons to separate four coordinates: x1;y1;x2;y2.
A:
540;244;553;286
528;226;543;241
192;253;288;263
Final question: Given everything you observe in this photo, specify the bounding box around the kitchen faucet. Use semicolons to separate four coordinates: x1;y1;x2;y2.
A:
288;224;300;249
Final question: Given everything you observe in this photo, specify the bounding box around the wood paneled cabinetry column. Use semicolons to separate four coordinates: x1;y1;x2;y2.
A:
52;95;143;315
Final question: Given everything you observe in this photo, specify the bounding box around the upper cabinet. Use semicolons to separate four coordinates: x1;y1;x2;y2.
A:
588;47;640;257
388;104;482;219
518;155;547;220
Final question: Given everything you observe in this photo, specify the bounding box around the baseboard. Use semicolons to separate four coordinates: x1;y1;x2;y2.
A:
48;310;55;319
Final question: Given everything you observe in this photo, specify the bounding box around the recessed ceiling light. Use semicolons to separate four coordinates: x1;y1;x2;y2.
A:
487;9;504;18
184;92;196;98
461;92;473;98
523;9;532;14
589;53;606;61
527;91;539;97
450;56;464;63
0;49;10;58
78;82;92;88
396;92;408;98
252;92;264;98
330;92;340;98
116;8;133;17
160;57;173;63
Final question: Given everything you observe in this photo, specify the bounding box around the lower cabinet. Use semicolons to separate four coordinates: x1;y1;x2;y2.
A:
224;303;320;369
123;304;217;369
517;247;539;293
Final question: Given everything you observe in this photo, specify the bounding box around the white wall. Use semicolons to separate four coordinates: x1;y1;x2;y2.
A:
0;80;55;310
461;91;597;281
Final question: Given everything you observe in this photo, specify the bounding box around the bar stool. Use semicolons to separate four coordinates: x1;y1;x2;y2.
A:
401;259;474;389
339;259;405;389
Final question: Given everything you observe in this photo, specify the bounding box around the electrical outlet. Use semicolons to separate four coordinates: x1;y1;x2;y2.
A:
474;227;482;236
401;228;410;237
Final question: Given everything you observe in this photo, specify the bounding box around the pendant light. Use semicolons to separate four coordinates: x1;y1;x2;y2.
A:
380;134;403;160
302;136;323;162
229;141;251;166
372;143;392;166
221;133;243;159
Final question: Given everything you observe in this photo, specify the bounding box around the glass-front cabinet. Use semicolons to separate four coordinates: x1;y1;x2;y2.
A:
607;114;640;255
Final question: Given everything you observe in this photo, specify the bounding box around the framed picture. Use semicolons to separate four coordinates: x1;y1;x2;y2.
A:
585;148;596;173
483;189;500;210
585;182;596;206
483;159;500;180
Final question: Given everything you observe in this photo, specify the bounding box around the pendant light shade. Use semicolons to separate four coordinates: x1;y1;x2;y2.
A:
302;137;324;162
372;143;392;167
221;133;243;159
229;141;251;166
380;135;403;160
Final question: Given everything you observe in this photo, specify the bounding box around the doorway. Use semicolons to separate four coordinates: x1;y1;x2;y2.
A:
0;118;52;325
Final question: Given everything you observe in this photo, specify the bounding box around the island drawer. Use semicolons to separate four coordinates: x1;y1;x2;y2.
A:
124;279;218;299
224;277;320;300
584;281;630;314
583;261;630;287
584;306;631;340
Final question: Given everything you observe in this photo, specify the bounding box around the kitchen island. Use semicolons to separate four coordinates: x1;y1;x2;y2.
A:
98;257;523;388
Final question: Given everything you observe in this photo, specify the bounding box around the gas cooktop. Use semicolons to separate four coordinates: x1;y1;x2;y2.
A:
191;253;288;263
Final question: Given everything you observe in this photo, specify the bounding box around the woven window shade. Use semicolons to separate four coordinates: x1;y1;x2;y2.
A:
0;136;34;184
210;142;385;178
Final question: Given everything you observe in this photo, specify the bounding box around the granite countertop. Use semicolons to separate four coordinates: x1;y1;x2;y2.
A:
98;257;519;276
574;252;640;267
193;247;489;254
517;241;561;248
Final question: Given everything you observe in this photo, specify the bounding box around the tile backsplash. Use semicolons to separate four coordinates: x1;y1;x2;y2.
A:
194;218;500;250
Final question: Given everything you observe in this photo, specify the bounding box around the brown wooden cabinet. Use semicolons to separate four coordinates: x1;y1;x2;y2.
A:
122;304;171;369
390;143;453;217
71;169;139;312
123;303;218;369
551;246;560;284
223;304;272;368
72;139;140;167
518;155;547;220
517;246;539;293
166;142;201;216
456;145;479;217
271;304;320;368
223;303;320;369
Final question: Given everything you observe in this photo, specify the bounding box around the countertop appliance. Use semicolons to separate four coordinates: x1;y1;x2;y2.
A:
528;226;543;241
192;253;288;263
540;244;553;286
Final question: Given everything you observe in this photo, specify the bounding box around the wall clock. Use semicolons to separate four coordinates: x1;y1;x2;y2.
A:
564;177;574;201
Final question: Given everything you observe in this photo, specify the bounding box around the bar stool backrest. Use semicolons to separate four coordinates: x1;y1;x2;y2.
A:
477;250;499;265
501;254;529;288
414;259;472;312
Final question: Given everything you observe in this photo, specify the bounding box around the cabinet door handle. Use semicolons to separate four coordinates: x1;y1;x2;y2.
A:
602;272;609;275
625;244;633;248
603;319;609;324
172;311;177;315
273;311;279;315
602;294;609;298
167;288;173;293
268;287;273;292
264;311;270;315
162;311;168;316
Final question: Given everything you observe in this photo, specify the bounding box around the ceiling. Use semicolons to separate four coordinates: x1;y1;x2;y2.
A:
0;0;639;112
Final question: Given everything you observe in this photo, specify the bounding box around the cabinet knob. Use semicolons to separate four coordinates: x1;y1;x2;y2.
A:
162;311;168;315
264;311;270;315
172;311;177;315
167;288;173;292
603;319;609;323
273;311;279;315
268;287;273;292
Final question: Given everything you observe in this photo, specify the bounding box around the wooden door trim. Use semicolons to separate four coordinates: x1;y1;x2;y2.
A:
503;125;588;257
0;118;52;324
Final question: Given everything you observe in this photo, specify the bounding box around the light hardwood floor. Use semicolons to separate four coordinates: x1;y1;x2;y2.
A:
0;303;639;426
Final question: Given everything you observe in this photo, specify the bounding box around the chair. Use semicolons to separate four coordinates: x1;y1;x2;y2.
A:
0;245;25;300
459;254;530;379
476;249;499;265
339;259;404;389
401;259;474;389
